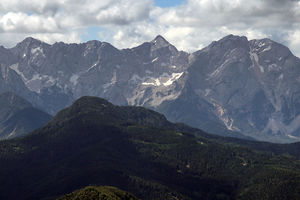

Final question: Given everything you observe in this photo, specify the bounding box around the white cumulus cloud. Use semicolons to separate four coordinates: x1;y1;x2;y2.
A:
0;0;300;58
0;0;154;47
106;0;300;57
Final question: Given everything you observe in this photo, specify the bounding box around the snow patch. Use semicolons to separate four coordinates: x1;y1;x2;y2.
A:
154;78;161;86
141;72;183;87
152;57;158;63
141;81;158;86
142;77;161;86
288;134;298;139
86;62;98;72
142;78;157;86
7;128;17;138
163;72;183;86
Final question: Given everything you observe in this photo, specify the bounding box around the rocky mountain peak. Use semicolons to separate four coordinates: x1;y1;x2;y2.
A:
220;34;248;41
151;35;176;50
150;35;178;55
250;38;275;53
151;35;169;46
84;40;102;49
208;34;249;51
249;38;292;59
16;37;45;48
12;37;49;60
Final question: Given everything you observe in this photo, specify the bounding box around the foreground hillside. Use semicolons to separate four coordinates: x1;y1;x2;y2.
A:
0;96;300;199
57;186;138;200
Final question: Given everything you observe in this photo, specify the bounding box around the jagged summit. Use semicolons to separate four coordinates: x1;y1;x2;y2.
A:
249;38;293;57
220;34;248;41
151;35;171;47
16;37;45;47
152;35;168;42
132;35;177;53
86;40;102;44
149;35;179;54
84;40;102;48
209;34;249;50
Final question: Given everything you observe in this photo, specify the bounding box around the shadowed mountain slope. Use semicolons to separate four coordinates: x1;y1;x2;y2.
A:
0;96;300;199
0;92;52;139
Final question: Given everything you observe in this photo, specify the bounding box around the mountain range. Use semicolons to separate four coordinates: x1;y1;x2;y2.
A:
0;96;300;200
0;35;300;142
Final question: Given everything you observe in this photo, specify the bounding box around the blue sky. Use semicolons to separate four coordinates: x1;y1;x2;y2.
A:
154;0;186;7
82;27;105;42
82;0;187;43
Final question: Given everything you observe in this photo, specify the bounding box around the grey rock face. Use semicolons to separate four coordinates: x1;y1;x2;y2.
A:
0;35;189;112
177;35;300;142
0;92;52;139
0;34;300;142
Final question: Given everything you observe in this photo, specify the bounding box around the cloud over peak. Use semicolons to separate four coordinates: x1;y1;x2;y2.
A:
0;0;299;57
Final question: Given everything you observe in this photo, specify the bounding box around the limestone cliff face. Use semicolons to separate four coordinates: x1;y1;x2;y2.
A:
163;35;300;142
1;35;300;142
